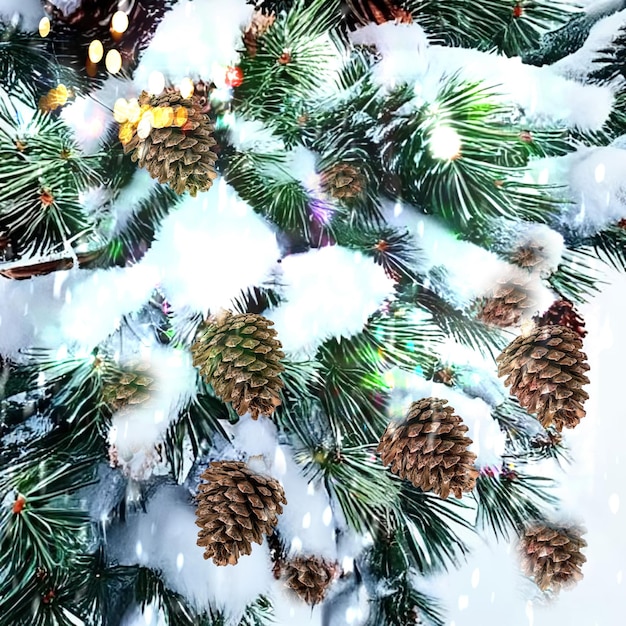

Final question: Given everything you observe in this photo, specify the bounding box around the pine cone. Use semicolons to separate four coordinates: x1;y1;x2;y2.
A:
377;398;478;499
321;163;365;200
344;0;413;28
497;325;590;431
122;90;218;196
509;243;545;270
520;524;587;591
283;555;336;605
102;363;156;413
478;275;534;328
195;461;287;566
535;299;587;339
191;311;285;419
243;9;276;57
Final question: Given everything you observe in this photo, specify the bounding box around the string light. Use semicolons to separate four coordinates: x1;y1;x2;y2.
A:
111;10;129;34
38;17;51;38
105;49;123;74
179;77;194;99
429;125;462;161
147;71;165;95
88;40;104;64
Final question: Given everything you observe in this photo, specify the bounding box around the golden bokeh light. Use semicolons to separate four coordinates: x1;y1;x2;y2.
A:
105;49;123;74
38;17;51;38
179;78;194;99
88;40;104;64
111;11;129;34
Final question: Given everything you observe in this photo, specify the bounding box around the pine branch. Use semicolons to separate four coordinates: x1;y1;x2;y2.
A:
587;224;626;272
473;467;558;540
236;0;343;122
548;247;604;303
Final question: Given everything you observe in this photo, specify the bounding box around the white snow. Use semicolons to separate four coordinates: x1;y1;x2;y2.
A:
0;264;157;355
0;0;44;30
108;344;197;479
266;245;396;357
108;485;274;621
133;0;254;91
529;146;626;235
140;181;280;315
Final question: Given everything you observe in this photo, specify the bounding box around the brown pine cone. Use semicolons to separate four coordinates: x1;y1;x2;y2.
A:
195;461;287;566
321;163;365;200
497;325;590;431
520;524;587;592
478;274;534;328
283;555;337;605
191;311;285;419
122;90;218;196
102;362;156;413
377;398;478;499
535;299;587;339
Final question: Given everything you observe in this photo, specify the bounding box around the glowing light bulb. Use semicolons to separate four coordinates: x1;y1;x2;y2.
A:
179;77;194;99
88;39;104;63
105;49;122;74
148;70;165;95
429;125;462;161
38;17;51;38
111;10;129;34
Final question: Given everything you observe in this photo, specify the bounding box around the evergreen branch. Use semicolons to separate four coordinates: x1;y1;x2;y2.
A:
163;392;230;483
236;0;342;121
396;484;473;573
473;468;558;540
0;455;95;578
548;247;604;303
587;224;626;272
412;285;509;360
134;567;197;626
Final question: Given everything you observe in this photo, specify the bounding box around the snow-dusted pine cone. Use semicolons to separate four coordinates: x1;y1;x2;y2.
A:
520;523;587;592
478;274;534;328
191;311;285;419
195;461;287;566
102;362;155;413
377;397;478;499
122;90;218;196
283;555;337;605
497;325;590;431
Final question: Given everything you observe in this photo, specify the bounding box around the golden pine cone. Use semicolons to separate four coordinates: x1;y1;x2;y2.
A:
102;362;156;413
243;9;276;57
191;311;285;419
478;275;534;328
520;524;587;592
377;398;478;499
195;461;287;566
496;325;590;431
321;163;365;200
283;555;336;605
123;90;218;196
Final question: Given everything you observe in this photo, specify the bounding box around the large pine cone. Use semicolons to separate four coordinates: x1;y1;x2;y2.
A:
478;275;534;328
520;524;587;591
122;90;218;196
377;398;478;499
497;325;590;431
191;311;285;419
195;461;287;566
283;555;336;605
535;299;587;339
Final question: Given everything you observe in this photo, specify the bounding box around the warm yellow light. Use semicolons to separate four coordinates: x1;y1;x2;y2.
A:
179;77;194;99
148;71;165;95
105;49;123;74
111;11;129;34
38;17;51;38
113;98;130;123
137;111;154;139
88;40;104;64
